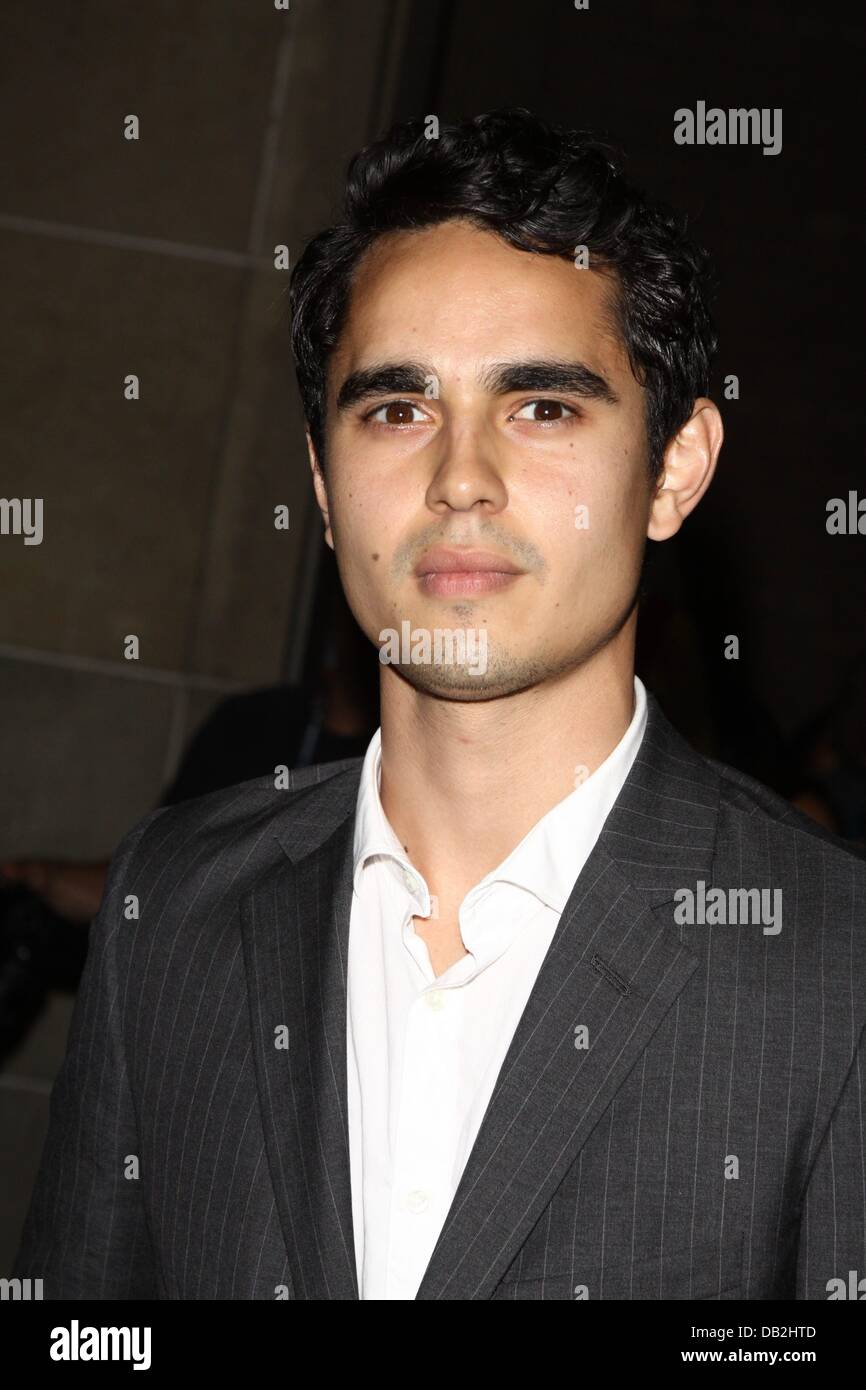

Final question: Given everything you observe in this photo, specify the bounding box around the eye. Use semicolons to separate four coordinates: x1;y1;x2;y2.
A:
366;399;428;426
509;399;578;424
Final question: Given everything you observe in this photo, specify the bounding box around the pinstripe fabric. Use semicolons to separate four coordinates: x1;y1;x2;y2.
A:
13;692;866;1299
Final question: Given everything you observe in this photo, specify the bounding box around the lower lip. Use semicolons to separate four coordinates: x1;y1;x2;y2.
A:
417;570;522;596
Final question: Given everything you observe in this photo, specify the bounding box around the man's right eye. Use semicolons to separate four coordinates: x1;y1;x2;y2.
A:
365;400;427;426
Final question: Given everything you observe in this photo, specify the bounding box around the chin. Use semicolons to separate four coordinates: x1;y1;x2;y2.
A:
392;661;547;702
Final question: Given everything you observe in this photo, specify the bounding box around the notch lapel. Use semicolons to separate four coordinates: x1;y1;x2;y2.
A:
414;695;721;1299
239;774;360;1300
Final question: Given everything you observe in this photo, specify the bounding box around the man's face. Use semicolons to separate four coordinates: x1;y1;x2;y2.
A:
312;219;654;699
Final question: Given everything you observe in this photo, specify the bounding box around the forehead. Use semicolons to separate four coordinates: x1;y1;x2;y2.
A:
330;219;633;388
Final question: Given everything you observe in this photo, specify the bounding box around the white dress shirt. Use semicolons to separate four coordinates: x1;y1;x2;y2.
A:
347;676;648;1299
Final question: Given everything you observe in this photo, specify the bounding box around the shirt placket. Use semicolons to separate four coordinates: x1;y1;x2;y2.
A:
384;877;474;1299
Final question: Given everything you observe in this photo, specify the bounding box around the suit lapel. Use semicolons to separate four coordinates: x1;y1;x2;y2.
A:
414;695;721;1299
239;773;360;1300
240;693;722;1301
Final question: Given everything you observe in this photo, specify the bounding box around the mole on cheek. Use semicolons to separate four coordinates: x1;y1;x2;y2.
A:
372;553;380;561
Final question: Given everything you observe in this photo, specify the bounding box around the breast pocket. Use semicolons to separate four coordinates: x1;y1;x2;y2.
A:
493;1233;745;1300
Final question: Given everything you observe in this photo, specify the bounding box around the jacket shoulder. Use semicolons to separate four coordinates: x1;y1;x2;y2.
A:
113;756;363;875
705;752;866;868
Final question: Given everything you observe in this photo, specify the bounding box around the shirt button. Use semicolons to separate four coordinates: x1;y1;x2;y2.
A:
425;989;445;1011
406;1189;430;1214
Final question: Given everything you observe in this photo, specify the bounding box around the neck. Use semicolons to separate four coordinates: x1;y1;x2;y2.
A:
378;620;638;903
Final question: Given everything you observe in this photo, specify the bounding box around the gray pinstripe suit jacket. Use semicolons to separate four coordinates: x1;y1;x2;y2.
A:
13;690;866;1300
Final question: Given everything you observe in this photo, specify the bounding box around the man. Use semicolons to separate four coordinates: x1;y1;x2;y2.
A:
14;109;866;1300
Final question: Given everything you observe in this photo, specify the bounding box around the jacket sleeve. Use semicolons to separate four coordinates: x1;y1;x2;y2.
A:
12;808;166;1299
796;1019;866;1299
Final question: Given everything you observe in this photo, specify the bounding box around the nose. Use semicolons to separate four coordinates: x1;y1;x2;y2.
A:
424;415;509;516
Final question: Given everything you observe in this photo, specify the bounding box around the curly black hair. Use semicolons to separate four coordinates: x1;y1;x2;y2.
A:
289;107;719;483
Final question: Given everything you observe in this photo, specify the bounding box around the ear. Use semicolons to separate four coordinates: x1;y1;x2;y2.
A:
307;429;334;551
647;398;723;541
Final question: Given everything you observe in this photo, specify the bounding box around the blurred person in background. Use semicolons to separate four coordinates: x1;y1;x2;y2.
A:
0;571;378;1063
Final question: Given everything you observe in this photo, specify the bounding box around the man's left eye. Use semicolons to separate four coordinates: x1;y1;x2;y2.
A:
511;399;577;423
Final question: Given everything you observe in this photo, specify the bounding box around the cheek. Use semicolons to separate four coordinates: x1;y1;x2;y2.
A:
515;420;643;527
512;462;616;560
567;436;648;551
509;453;592;538
330;451;407;524
328;479;405;613
329;476;381;551
536;469;645;600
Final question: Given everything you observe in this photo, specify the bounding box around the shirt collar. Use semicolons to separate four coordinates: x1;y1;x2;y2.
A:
352;676;648;914
351;727;429;907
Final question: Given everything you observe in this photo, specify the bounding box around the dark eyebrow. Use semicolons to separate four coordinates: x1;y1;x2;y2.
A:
335;356;620;412
336;362;433;411
479;359;619;404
